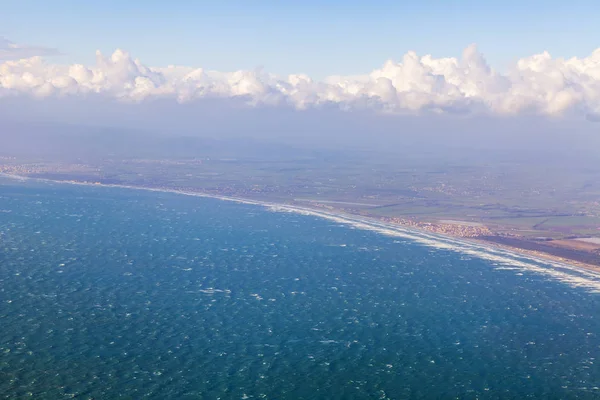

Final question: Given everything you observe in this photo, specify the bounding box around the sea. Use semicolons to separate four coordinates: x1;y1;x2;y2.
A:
2;177;600;399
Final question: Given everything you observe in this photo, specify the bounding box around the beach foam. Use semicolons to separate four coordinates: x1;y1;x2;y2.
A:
4;174;600;293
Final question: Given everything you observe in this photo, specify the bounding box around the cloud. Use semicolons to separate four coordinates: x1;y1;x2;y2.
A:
1;41;600;119
0;37;60;61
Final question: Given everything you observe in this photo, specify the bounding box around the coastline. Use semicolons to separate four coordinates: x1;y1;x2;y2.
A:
3;173;600;291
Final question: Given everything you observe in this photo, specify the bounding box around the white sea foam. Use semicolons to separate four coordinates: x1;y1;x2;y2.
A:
0;173;29;181
6;174;600;293
197;288;231;295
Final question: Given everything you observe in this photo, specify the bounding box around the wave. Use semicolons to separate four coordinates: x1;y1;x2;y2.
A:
4;174;600;293
265;204;600;293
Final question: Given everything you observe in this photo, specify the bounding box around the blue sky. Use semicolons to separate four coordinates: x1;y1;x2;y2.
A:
1;0;599;78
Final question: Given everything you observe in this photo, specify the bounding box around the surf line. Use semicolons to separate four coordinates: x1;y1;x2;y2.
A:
5;174;600;293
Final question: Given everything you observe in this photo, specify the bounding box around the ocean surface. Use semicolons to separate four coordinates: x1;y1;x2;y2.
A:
2;178;600;399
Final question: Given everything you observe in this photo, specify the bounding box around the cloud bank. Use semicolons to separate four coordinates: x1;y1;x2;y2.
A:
2;40;600;119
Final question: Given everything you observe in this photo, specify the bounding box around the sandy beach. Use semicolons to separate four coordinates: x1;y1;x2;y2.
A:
3;173;600;291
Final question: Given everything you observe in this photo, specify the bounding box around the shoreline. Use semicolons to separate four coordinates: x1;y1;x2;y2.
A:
3;174;600;290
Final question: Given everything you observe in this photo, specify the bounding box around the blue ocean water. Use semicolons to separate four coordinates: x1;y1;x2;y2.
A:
1;179;600;399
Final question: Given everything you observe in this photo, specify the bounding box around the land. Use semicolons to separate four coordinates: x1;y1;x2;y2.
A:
2;143;600;271
2;121;600;269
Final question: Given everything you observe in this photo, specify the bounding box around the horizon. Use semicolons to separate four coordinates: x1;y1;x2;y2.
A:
5;3;600;399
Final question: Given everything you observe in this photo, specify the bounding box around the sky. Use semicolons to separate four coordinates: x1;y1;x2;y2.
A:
2;0;599;78
1;0;600;123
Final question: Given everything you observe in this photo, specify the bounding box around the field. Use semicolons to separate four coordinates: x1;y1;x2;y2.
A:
2;132;600;246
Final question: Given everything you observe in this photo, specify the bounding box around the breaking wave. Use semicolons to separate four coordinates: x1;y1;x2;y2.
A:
5;174;600;293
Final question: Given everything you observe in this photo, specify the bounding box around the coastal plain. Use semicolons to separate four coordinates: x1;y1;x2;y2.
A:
2;127;600;269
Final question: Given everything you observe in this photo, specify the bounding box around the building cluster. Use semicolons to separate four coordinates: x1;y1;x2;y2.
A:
384;217;493;238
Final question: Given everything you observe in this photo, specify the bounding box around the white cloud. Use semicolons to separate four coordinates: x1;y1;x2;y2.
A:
2;41;600;118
